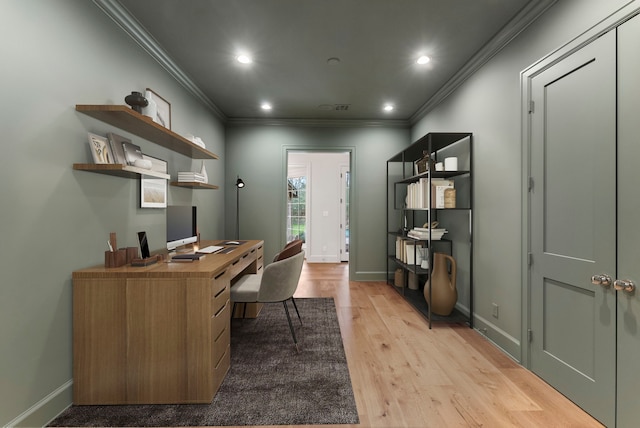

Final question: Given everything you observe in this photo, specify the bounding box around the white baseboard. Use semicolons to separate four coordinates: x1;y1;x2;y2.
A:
6;380;72;428
305;255;341;263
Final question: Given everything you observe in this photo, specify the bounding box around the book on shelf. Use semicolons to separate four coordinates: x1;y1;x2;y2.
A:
122;141;144;166
177;172;206;182
405;179;454;209
106;132;130;165
407;228;447;240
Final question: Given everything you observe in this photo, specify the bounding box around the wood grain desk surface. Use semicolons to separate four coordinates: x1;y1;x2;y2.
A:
73;239;263;279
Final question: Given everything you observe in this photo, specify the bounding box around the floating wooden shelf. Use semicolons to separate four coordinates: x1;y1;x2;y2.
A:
170;181;219;189
73;163;170;179
76;104;219;160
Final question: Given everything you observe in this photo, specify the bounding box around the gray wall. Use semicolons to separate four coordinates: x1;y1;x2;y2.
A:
224;125;409;277
411;0;634;360
4;0;636;425
1;1;225;426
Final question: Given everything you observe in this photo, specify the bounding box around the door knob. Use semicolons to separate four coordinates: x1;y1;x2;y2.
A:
614;279;636;294
591;274;612;287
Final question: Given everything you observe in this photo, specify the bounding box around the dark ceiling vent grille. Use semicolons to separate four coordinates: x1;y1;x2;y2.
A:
334;104;350;111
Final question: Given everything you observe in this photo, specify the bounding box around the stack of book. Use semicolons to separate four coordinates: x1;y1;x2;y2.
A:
407;227;448;240
405;179;455;209
177;171;206;183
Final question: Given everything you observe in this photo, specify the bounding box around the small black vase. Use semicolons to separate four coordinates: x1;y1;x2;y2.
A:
124;91;148;113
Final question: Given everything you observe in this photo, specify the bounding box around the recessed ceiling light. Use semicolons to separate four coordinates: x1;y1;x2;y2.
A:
383;104;394;112
236;54;253;64
327;57;341;65
416;55;430;65
261;102;272;111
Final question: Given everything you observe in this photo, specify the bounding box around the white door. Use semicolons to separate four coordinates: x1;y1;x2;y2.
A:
616;14;640;427
529;30;616;426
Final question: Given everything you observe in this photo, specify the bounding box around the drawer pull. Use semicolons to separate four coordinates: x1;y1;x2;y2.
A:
214;302;227;317
214;270;227;280
214;325;227;342
214;287;226;299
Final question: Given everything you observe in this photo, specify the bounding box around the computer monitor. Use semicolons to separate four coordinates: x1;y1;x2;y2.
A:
166;205;197;251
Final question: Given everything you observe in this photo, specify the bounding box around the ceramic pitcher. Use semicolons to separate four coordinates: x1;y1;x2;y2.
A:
423;252;457;316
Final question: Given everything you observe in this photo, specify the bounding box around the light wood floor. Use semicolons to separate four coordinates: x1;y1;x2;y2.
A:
232;262;603;428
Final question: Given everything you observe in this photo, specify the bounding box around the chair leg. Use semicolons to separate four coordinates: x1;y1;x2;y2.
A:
290;297;302;325
282;301;300;353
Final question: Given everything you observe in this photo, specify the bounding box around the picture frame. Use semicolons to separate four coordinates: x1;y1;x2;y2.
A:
140;154;168;208
146;88;171;130
87;133;113;164
140;178;167;208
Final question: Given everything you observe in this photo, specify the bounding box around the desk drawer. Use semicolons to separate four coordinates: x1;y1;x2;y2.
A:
211;269;230;316
212;344;230;393
228;250;255;278
212;286;229;317
212;324;229;369
211;299;229;341
256;245;264;269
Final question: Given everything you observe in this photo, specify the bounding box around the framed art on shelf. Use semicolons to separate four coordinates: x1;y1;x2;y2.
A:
146;88;171;130
87;133;113;164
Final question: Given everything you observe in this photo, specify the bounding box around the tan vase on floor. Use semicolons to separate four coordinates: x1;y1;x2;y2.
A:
423;252;457;316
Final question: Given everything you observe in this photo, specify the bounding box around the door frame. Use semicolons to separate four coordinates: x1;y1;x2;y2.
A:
520;4;640;367
340;165;350;262
282;146;354;275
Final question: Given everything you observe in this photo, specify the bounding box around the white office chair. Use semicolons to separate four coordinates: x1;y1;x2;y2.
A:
230;250;305;351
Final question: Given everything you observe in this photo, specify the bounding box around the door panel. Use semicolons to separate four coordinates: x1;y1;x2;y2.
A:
530;30;616;426
617;14;640;427
543;279;596;378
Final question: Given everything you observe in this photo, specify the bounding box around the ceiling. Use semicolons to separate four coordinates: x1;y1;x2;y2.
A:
106;0;549;124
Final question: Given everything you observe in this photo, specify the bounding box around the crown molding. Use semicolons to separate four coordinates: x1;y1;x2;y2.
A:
92;0;227;121
226;117;410;128
410;0;557;124
94;0;556;128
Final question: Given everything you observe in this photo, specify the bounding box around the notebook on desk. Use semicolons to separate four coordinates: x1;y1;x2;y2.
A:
172;253;204;261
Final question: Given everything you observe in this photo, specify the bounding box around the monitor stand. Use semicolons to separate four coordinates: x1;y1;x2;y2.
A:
173;243;195;254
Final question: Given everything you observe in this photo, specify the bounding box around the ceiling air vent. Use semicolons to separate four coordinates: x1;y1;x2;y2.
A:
334;104;350;111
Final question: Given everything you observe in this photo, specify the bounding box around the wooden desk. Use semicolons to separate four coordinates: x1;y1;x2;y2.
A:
72;240;263;405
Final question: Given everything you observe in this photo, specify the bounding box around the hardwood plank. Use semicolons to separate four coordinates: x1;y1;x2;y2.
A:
203;262;602;428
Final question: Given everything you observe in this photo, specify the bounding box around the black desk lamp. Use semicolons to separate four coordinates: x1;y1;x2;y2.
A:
236;176;245;239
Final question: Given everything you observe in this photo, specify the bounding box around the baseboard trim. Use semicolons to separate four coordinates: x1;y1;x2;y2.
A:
352;271;386;281
473;315;521;362
6;380;72;428
306;255;341;263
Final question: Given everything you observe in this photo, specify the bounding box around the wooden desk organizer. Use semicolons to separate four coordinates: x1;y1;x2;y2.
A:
105;247;140;268
105;249;126;268
130;254;162;267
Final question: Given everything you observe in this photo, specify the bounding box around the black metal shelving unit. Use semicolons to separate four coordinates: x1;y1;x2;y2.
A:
386;132;473;328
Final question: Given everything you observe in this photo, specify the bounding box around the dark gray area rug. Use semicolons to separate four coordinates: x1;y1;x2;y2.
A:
49;297;359;427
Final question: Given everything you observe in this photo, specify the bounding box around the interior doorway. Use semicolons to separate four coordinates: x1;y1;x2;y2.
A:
286;151;350;263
